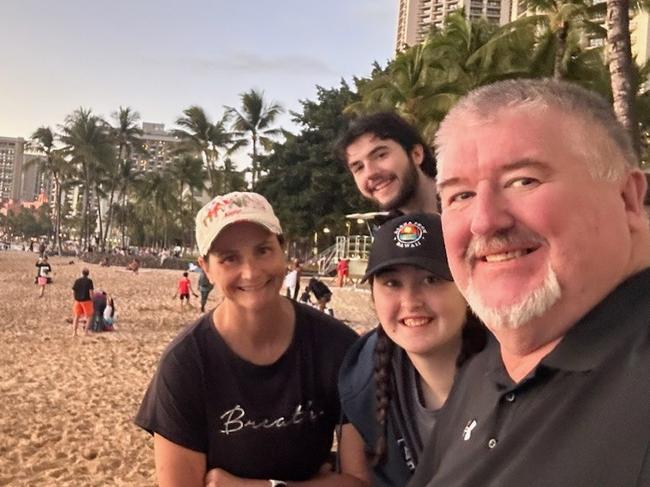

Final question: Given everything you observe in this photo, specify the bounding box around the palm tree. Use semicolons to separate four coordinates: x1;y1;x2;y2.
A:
225;89;284;188
114;159;143;249
348;13;533;140
167;155;205;247
173;106;223;194
219;157;247;194
135;171;177;248
606;0;650;158
28;127;70;254
59;108;114;250
498;0;605;79
103;107;144;249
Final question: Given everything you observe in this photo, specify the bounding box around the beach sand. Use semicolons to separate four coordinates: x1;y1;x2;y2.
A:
0;251;376;486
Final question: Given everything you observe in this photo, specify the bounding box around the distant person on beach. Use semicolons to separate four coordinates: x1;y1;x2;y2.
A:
283;261;298;300
35;255;52;298
103;295;116;330
91;290;107;332
304;277;333;313
173;271;198;312
38;240;46;257
338;213;486;486
126;258;140;274
135;191;368;487
197;267;214;313
335;112;438;215
336;258;350;287
71;268;94;336
292;258;303;300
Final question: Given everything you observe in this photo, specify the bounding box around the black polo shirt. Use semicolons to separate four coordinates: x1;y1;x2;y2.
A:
410;268;650;487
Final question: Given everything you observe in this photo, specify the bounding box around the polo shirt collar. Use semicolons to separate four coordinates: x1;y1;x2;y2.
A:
483;268;650;387
540;267;650;372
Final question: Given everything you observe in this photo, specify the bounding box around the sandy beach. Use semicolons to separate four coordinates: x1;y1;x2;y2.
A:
0;251;376;486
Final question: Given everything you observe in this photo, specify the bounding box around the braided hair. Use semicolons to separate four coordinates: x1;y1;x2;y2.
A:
369;324;396;466
369;310;486;466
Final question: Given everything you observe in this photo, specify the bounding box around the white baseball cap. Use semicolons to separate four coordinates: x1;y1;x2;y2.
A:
195;192;283;256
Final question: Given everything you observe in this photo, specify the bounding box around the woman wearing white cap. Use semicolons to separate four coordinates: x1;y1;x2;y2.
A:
135;192;369;487
337;213;486;486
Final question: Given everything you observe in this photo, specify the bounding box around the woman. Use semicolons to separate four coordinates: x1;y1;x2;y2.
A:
35;255;52;298
135;192;369;487
338;213;486;486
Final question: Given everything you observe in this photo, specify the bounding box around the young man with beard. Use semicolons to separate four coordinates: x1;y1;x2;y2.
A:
409;79;650;487
335;112;438;215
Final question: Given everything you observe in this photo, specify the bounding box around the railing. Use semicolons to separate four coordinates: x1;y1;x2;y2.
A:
304;234;373;277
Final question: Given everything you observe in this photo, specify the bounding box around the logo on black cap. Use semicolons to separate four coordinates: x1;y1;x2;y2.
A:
394;221;427;248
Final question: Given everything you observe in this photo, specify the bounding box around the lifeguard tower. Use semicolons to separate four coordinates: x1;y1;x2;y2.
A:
307;212;388;283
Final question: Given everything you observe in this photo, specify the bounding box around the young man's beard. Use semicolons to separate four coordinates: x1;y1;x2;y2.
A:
376;159;419;211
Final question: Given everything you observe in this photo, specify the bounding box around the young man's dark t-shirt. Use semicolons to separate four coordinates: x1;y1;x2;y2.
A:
72;276;94;301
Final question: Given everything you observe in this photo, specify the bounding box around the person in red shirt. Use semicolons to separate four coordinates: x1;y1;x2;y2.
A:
336;258;350;287
173;271;198;312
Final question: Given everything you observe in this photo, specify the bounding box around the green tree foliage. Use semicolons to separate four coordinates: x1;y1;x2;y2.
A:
104;107;145;249
225;89;284;188
6;206;52;239
256;82;372;251
348;12;534;140
28;126;70;254
59;108;115;250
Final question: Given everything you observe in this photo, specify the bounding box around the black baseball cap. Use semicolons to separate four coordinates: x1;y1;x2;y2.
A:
362;212;452;283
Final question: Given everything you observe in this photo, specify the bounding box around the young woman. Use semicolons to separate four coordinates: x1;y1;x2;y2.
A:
338;213;486;486
136;192;369;487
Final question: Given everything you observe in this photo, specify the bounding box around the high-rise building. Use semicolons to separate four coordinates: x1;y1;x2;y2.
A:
0;136;25;201
132;122;180;171
397;0;650;64
21;153;51;202
396;0;512;50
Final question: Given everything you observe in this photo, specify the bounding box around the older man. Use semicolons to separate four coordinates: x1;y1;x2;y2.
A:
410;79;650;486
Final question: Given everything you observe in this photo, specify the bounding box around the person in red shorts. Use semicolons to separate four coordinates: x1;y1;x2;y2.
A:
72;268;94;336
173;271;198;312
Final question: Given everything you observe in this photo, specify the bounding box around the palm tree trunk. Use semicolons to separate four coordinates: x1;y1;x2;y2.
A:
189;194;195;250
607;0;641;159
553;23;569;80
103;184;117;251
53;176;62;255
121;192;127;250
251;134;258;189
83;182;90;251
95;186;104;252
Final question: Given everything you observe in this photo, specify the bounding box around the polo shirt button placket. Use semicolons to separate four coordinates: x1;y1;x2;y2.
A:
488;438;498;449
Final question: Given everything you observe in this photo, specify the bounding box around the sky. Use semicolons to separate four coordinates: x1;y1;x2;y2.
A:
0;0;397;148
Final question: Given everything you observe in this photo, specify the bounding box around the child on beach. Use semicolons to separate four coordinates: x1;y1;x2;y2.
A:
135;191;368;487
103;295;116;330
173;271;198;312
35;255;52;298
71;268;94;336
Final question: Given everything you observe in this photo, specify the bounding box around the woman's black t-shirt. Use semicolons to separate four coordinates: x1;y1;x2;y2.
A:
135;301;357;480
